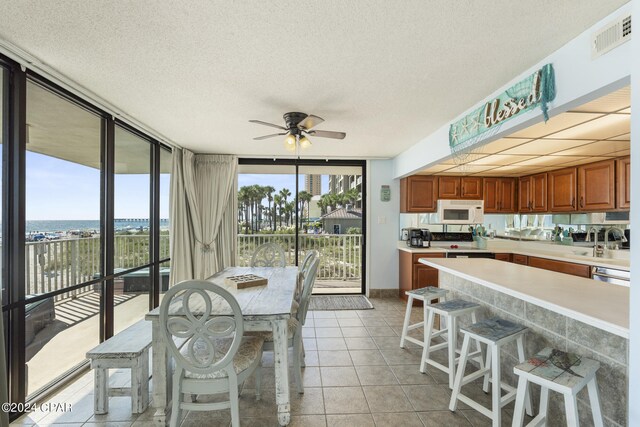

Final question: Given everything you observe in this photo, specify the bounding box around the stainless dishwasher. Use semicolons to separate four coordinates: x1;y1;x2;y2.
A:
591;266;630;287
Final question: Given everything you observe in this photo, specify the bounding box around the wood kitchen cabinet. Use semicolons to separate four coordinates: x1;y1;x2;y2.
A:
518;173;547;212
400;176;438;212
399;251;445;304
577;160;615;211
617;156;631;209
527;256;591;278
494;253;512;262
483;178;516;213
438;176;483;199
548;168;577;212
513;254;528;265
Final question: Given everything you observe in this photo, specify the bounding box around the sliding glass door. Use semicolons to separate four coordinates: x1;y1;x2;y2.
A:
24;80;103;394
238;159;366;294
0;55;172;415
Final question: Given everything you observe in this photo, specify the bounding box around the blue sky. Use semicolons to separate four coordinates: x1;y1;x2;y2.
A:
23;152;170;220
12;151;330;220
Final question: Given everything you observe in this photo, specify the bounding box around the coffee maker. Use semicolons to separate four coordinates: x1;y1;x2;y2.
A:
407;228;432;248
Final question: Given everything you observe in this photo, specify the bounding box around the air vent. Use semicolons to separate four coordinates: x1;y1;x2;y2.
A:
592;14;631;59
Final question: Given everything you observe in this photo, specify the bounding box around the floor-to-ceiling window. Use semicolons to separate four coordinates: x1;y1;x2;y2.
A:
158;146;172;301
238;159;366;294
0;55;172;417
112;126;151;334
24;80;102;395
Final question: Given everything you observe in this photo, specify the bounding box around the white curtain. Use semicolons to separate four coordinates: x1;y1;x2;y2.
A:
169;148;194;284
169;149;238;283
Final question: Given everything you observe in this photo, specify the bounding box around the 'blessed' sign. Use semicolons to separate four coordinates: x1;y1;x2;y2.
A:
449;64;555;149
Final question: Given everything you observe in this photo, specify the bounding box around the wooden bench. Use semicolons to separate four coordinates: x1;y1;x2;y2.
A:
86;319;152;414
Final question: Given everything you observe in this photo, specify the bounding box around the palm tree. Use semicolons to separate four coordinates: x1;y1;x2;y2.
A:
345;188;360;207
279;188;292;227
264;185;276;231
238;187;251;233
326;193;338;212
279;188;291;205
284;201;295;227
297;191;312;228
319;194;329;215
273;194;283;229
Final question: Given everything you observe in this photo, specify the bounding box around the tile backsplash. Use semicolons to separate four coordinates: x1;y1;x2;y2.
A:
400;213;630;242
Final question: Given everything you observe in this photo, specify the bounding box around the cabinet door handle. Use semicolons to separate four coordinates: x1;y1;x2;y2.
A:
580;197;584;208
571;197;575;208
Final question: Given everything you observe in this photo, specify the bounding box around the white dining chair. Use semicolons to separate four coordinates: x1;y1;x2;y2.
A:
159;280;264;427
296;250;319;303
250;242;287;267
246;257;319;394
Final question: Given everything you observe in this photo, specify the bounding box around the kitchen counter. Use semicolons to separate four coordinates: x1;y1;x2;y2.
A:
419;258;629;338
398;241;630;271
420;258;629;426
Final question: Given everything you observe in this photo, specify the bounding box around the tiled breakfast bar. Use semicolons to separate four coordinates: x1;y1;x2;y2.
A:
419;258;629;426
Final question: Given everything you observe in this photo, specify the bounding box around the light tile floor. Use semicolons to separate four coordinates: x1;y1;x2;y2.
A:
11;297;525;427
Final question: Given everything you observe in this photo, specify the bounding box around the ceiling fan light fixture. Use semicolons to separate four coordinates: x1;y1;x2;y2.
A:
284;134;296;151
284;133;296;147
299;136;311;148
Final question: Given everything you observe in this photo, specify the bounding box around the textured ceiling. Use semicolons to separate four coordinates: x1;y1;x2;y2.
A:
0;1;629;158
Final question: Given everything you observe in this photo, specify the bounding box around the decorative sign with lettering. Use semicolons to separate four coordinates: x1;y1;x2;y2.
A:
380;185;391;202
449;64;556;149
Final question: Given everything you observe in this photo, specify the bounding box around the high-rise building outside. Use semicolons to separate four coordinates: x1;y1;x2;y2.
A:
305;174;322;196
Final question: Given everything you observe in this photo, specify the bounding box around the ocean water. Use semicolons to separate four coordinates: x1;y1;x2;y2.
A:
25;219;169;233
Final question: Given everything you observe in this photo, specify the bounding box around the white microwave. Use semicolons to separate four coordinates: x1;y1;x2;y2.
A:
435;199;485;224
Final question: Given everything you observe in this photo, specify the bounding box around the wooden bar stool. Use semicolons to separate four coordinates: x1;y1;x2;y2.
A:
400;286;448;349
449;317;532;427
420;299;484;388
512;347;603;427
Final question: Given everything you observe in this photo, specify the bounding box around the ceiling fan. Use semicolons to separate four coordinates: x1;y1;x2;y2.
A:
249;112;346;151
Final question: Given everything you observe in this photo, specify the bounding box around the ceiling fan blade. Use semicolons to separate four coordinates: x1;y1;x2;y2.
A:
298;114;324;130
308;130;346;139
249;119;287;131
253;133;287;140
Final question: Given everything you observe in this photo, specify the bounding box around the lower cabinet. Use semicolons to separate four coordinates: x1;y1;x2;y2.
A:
399;251;445;305
513;254;528;265
494;253;512;262
527;256;591;278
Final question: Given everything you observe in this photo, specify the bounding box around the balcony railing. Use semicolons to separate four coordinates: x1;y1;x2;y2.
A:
19;232;360;302
23;235;170;302
237;234;362;281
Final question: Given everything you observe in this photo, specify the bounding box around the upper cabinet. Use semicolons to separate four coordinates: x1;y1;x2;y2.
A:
438;177;483;200
484;178;516;213
548;168;577;212
461;177;483;199
400;175;438;212
401;156;629;215
519;173;547;212
617;156;631;209
578;159;615;211
438;176;459;199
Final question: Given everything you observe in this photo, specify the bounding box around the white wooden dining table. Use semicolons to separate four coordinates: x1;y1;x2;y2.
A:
145;266;299;426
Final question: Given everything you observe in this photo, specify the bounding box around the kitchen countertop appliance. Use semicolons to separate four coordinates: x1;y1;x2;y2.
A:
408;228;432;248
591;266;629;287
433;199;484;225
401;228;411;241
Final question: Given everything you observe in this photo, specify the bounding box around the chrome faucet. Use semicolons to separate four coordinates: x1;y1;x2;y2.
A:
604;227;628;250
585;226;604;257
